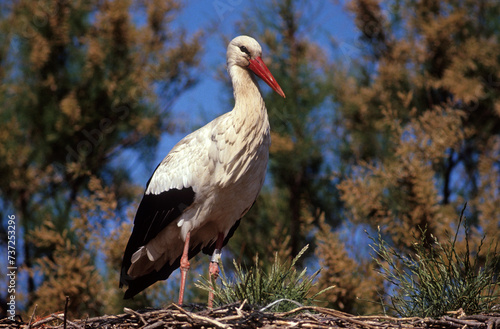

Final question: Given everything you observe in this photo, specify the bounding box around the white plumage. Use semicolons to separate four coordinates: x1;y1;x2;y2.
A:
120;35;285;306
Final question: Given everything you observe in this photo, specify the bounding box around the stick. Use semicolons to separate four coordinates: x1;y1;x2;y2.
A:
27;304;37;329
124;307;148;326
171;303;230;328
64;296;69;329
53;313;83;329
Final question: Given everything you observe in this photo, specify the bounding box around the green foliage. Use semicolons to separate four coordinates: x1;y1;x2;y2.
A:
370;205;500;317
196;245;333;312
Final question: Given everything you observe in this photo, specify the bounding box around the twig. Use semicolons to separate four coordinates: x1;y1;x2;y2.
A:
171;303;231;328
443;316;486;327
124;307;148;326
237;299;247;315
142;320;166;329
64;296;69;329
260;299;304;312
29;314;60;328
426;318;464;328
27;304;37;329
351;315;422;321
277;306;383;329
53;313;83;329
465;315;500;321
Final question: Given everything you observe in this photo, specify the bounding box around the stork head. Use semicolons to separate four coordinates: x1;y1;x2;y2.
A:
227;35;286;98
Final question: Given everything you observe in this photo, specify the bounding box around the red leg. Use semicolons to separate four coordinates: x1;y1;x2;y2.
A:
178;231;191;305
208;232;225;308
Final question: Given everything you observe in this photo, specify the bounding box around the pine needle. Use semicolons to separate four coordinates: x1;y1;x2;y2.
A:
196;245;335;312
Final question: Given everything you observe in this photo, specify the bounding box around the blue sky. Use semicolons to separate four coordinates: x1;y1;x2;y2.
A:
124;0;359;185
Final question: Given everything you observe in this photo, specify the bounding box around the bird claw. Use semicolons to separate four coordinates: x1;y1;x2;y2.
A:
209;261;220;279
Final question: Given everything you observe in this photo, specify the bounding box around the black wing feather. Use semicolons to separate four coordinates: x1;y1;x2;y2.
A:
119;186;195;293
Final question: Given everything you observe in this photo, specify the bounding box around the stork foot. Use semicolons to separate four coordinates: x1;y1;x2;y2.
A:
207;261;220;309
209;261;220;278
207;233;224;309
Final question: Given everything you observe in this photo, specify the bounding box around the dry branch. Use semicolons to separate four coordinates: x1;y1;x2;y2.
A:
1;302;499;329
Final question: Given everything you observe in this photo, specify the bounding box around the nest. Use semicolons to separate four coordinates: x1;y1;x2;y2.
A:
2;301;500;329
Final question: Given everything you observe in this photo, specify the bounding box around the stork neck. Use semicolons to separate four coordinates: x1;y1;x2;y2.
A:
229;65;266;118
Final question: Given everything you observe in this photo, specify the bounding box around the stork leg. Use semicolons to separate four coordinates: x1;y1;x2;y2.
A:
208;232;225;308
178;231;191;305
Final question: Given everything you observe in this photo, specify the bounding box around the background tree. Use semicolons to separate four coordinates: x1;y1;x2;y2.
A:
315;0;500;313
0;0;201;315
336;0;500;250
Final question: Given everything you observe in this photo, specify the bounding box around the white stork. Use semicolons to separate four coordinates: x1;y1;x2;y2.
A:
120;35;285;307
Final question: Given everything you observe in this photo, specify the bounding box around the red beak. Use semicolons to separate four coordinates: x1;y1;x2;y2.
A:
248;57;286;98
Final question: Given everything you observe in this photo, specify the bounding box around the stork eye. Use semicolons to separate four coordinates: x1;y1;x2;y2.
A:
239;46;250;55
